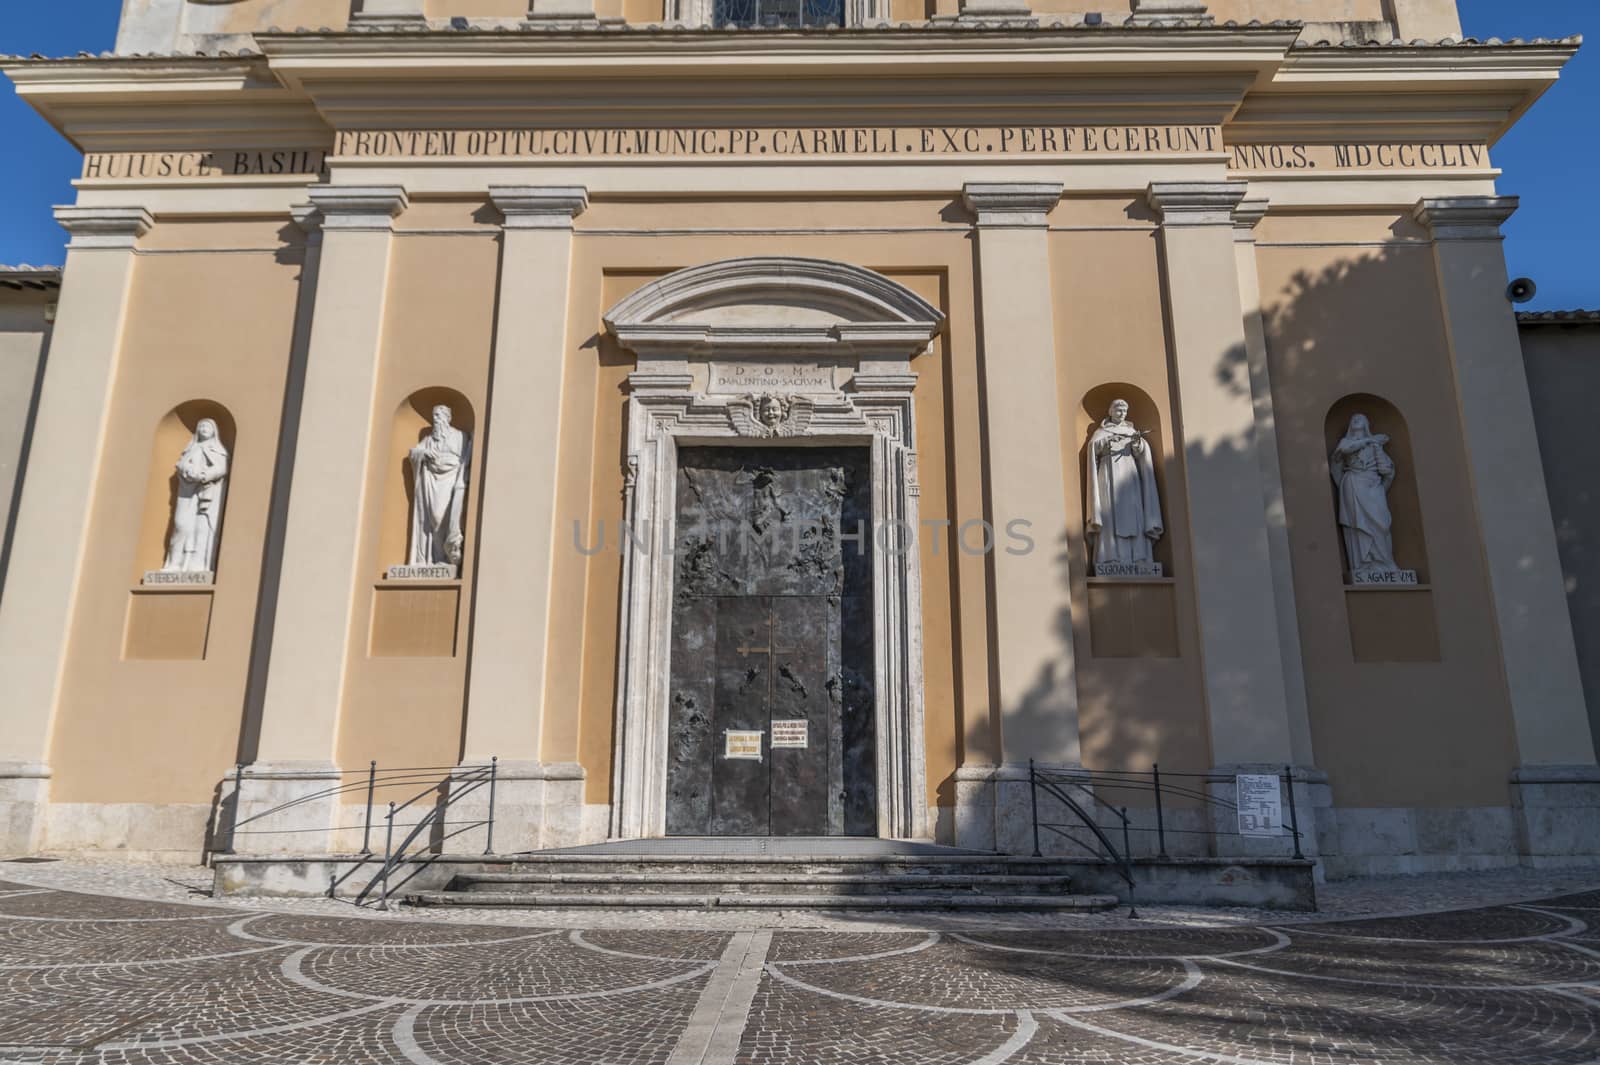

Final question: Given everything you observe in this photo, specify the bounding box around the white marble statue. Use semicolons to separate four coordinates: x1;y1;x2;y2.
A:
1330;413;1404;579
161;418;229;575
1086;399;1164;575
408;405;471;569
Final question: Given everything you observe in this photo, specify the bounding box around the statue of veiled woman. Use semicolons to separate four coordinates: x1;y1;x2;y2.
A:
408;404;471;571
1330;413;1400;577
161;418;229;575
1086;398;1164;573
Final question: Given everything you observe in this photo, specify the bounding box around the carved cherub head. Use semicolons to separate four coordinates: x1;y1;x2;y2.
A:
757;393;786;430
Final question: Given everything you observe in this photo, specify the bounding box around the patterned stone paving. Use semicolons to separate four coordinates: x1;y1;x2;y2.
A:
3;876;1600;1063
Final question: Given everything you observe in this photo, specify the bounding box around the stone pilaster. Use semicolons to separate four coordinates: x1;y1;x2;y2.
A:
958;182;1080;855
1231;202;1318;766
237;186;407;854
451;187;588;854
1413;196;1600;862
1147;181;1301;858
0;205;150;854
1226;199;1329;863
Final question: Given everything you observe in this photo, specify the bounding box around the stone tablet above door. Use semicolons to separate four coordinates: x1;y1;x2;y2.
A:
603;257;943;843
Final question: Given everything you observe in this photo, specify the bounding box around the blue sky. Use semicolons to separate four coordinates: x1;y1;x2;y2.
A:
1;0;1596;308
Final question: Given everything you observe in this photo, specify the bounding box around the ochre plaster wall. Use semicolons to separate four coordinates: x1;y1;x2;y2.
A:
335;214;497;773
555;198;989;811
1050;200;1211;784
51;223;304;806
1255;213;1516;810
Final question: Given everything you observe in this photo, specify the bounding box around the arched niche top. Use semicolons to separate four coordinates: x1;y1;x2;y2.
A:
602;257;944;361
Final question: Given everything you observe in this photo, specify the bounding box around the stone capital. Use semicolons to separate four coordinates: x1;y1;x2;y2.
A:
961;182;1063;228
53;206;154;249
1232;198;1269;242
490;185;590;229
305;185;408;231
525;0;607;26
1127;0;1212;24
1146;181;1248;227
350;0;429;25
289;202;324;238
1413;196;1519;241
952;0;1036;23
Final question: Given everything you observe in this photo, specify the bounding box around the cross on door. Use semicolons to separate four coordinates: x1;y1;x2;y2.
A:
735;601;798;709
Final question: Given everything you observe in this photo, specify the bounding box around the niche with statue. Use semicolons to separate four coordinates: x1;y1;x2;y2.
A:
369;388;477;659
1324;394;1438;663
1079;383;1179;659
125;401;236;661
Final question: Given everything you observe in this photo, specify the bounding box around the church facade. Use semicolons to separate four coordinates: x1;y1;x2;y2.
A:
0;0;1595;879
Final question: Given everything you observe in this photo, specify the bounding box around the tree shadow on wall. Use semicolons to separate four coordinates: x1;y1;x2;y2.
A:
977;245;1443;869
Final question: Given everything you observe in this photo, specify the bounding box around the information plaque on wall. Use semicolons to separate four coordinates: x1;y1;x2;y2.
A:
1235;774;1283;837
771;720;809;749
724;731;764;761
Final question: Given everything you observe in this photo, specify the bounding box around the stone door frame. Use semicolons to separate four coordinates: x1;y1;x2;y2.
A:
603;257;942;842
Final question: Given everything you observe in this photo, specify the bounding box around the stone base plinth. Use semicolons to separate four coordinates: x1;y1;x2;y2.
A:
1512;765;1600;858
446;761;587;854
1205;764;1328;864
954;763;1094;857
228;762;344;855
0;762;50;855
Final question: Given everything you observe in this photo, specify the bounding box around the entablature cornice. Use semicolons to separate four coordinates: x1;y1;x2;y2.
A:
253;29;1292;129
2;57;327;152
3;31;1573;182
1235;43;1576;145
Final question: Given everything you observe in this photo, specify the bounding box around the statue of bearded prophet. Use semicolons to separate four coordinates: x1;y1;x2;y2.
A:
408;404;472;571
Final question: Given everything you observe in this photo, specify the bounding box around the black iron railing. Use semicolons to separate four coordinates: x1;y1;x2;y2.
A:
1027;760;1307;891
225;758;498;907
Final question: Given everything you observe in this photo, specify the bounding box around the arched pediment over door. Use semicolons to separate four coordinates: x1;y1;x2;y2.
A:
602;257;943;842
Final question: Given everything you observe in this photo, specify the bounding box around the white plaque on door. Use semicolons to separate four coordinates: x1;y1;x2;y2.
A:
724;730;764;761
771;720;809;749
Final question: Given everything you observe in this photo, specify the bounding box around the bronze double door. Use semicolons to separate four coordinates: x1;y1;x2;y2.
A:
664;446;876;837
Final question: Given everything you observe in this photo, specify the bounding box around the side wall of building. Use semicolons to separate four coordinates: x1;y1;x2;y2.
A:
0;289;53;607
1521;319;1600;766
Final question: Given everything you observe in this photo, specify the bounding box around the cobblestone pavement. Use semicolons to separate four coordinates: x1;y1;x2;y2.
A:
4;866;1600;1063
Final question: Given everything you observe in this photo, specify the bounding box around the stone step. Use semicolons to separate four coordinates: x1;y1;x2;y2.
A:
449;871;1076;896
485;856;1081;878
405;891;1122;911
